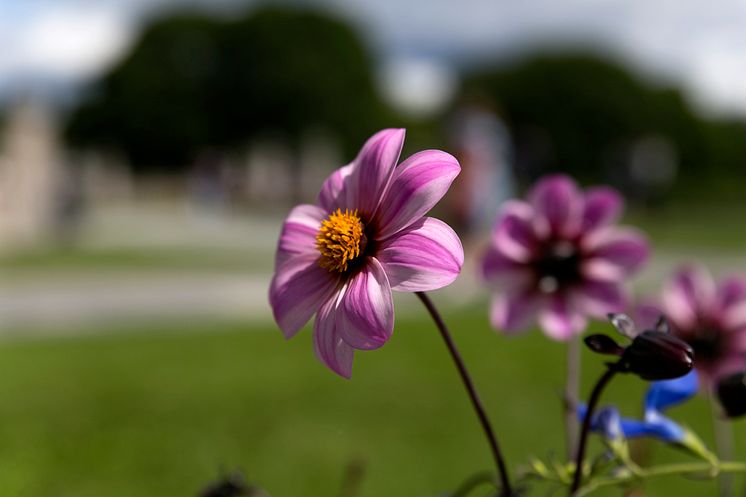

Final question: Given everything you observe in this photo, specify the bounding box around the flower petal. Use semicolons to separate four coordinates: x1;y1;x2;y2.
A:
662;265;716;330
582;227;649;281
374;150;460;239
338;257;394;350
481;247;534;290
489;290;541;334
645;370;699;412
313;295;354;378
377;217;463;292
318;164;353;212
275;204;326;265
538;296;587;340
269;254;340;339
582;186;623;232
492;200;539;263
528;174;583;237
346;128;405;219
717;277;746;311
571;281;626;318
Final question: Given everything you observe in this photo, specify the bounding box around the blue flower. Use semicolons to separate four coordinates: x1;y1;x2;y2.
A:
580;370;699;444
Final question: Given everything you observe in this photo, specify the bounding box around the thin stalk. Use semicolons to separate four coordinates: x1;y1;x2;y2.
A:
569;365;619;496
415;292;512;496
575;461;746;497
565;336;581;460
710;394;735;497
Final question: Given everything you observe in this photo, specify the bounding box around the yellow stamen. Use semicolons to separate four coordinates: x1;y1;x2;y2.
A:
316;208;366;273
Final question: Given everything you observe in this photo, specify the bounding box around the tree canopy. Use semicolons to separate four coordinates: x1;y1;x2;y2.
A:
66;7;390;172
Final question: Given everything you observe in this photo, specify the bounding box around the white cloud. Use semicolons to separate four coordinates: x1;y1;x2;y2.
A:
3;0;746;116
1;6;133;83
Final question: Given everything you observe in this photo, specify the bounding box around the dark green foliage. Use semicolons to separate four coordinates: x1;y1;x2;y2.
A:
463;52;746;200
65;7;390;172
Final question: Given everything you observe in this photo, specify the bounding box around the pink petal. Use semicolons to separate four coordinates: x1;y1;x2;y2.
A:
481;247;534;289
492;200;539;263
528;175;583;238
338;257;394;350
662;265;716;330
582;186;623;232
377;217;463;292
635;300;665;330
313;295;354;378
374;150;460;239
346;129;405;219
538;296;588;340
318;164;353;212
490;290;542;334
571;281;625;318
275;204;326;266
581;227;649;281
269;255;340;339
717;277;746;310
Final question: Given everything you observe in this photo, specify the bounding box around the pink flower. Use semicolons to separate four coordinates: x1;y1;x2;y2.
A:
481;174;649;340
645;266;746;387
269;129;464;378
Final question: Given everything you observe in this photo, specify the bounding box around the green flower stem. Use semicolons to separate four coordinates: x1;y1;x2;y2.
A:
416;292;512;496
570;365;619;495
575;461;746;497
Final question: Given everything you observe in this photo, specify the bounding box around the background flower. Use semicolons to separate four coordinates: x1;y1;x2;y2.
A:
270;129;464;378
481;175;649;340
641;266;746;387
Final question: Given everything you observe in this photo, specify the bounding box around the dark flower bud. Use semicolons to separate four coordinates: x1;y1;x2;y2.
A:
716;371;746;418
621;331;694;381
585;334;625;356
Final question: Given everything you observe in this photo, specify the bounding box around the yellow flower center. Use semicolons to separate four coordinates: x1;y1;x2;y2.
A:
316;208;367;273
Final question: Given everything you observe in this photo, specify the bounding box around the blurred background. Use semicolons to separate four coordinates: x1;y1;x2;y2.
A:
2;0;746;496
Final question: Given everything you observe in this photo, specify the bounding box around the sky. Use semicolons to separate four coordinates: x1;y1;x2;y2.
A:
3;0;746;117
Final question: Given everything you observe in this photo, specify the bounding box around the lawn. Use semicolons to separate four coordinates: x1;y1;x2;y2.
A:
0;300;738;497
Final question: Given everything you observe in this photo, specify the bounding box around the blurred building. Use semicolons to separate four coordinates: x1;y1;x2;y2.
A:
0;101;61;251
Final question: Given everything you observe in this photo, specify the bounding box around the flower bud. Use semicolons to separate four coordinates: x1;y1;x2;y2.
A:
716;371;746;418
621;331;694;381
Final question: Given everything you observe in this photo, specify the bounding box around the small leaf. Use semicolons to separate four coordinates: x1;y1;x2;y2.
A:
584;334;625;356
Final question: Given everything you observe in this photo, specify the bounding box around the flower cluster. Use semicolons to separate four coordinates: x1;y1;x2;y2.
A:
267;129;746;497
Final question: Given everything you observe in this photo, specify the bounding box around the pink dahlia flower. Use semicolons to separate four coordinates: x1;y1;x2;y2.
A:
481;174;649;340
269;129;464;378
645;266;746;387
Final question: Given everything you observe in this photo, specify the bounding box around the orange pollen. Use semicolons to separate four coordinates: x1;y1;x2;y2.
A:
316;208;366;273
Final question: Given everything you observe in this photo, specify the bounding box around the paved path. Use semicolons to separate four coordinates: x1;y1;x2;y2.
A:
2;205;746;333
3;247;746;333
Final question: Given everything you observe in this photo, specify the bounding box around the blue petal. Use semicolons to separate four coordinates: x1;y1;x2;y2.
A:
645;370;698;412
578;404;623;440
643;409;686;442
619;410;685;443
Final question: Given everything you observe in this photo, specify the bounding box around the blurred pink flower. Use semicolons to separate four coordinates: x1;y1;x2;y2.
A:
643;266;746;387
481;174;649;340
269;129;463;378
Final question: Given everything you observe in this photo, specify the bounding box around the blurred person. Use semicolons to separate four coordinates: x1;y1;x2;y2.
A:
448;98;515;238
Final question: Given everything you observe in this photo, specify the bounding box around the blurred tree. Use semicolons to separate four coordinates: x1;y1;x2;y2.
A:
462;53;746;201
65;6;390;177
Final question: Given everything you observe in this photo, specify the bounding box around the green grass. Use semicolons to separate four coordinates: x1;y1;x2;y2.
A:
0;302;739;497
0;247;270;276
626;204;746;251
